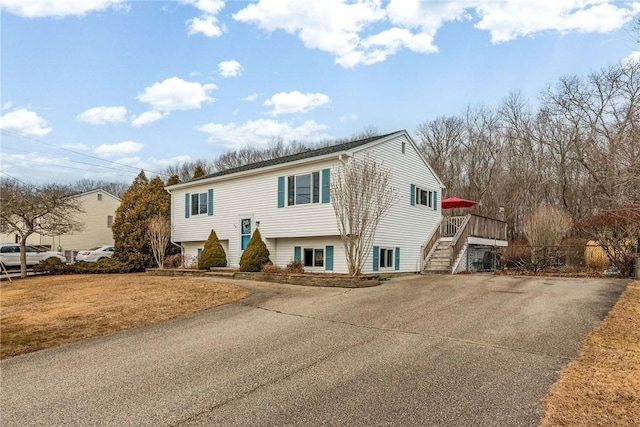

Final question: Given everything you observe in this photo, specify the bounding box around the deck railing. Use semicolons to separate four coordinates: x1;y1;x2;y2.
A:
441;214;507;240
444;214;508;272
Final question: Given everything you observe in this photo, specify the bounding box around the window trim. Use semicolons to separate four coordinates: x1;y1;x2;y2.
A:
379;247;395;269
190;191;210;216
287;171;322;206
414;186;433;208
303;247;325;268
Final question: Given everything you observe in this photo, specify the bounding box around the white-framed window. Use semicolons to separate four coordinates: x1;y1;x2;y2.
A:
97;193;102;201
379;247;394;269
107;215;114;228
415;187;433;208
288;171;320;206
303;248;324;268
191;192;208;216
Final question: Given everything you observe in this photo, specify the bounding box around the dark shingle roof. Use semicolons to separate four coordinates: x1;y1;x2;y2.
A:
189;130;403;184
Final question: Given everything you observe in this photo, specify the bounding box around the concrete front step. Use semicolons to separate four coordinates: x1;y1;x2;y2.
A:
207;272;236;278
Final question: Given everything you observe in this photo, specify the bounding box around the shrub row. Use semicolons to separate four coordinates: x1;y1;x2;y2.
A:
33;257;138;275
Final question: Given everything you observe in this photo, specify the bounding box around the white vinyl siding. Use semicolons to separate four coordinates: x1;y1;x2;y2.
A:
170;132;442;273
349;134;442;273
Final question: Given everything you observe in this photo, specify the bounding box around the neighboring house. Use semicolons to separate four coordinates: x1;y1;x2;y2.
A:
0;189;120;262
166;130;446;274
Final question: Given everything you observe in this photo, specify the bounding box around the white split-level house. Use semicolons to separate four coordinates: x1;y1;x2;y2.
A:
166;130;447;274
0;188;120;261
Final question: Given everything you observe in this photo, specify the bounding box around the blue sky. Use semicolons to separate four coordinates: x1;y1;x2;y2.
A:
1;0;639;185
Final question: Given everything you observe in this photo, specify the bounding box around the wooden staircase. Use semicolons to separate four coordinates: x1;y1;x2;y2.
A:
422;214;508;274
423;240;451;274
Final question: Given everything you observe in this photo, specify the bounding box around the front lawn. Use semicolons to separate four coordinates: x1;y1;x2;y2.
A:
0;274;249;359
541;280;640;426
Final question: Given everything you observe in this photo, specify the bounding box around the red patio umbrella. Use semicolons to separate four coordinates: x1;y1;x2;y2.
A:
441;196;478;209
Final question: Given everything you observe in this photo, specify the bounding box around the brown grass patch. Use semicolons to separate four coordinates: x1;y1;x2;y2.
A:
0;274;249;359
540;280;640;426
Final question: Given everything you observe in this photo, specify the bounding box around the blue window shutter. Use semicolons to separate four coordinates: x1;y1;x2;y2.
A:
410;184;415;206
372;246;379;272
197;248;202;257
208;189;214;216
277;176;285;208
185;193;190;218
395;247;400;271
321;168;330;203
325;245;334;271
433;190;438;211
294;246;301;261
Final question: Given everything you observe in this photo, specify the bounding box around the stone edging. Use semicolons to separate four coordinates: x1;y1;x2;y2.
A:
146;268;380;288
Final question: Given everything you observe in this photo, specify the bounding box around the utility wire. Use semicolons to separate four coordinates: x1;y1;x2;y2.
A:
1;129;167;177
1;146;142;177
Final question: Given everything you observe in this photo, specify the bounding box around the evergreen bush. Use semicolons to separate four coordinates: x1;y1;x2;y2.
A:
198;230;227;269
33;258;70;275
239;228;270;272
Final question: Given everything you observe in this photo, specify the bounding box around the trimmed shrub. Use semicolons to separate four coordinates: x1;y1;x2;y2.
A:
72;257;136;274
239;228;270;272
33;258;70;275
198;230;227;270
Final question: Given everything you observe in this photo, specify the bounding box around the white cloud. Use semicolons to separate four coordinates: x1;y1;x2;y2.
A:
234;0;389;67
77;106;128;125
93;141;144;157
61;143;90;150
475;0;640;43
137;77;217;112
340;113;358;122
197;118;331;148
131;110;168;127
2;101;13;110
241;93;259;101
182;0;226;37
264;91;330;115
0;0;127;18
625;50;640;64
0;109;51;136
218;60;243;77
182;0;224;15
187;15;224;37
234;0;640;67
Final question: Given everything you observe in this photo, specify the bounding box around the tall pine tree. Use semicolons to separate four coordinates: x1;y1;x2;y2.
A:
112;172;174;269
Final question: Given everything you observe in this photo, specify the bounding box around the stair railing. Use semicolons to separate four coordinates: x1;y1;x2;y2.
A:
449;214;472;270
422;217;443;269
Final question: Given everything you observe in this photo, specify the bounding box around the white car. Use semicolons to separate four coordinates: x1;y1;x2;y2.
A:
0;244;67;268
75;245;115;262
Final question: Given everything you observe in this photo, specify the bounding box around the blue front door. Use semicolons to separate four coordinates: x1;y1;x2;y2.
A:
241;218;251;250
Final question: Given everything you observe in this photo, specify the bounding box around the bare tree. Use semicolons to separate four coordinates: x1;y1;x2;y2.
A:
0;179;83;277
70;179;128;198
330;155;395;275
576;205;640;276
164;160;215;183
146;214;171;268
523;205;573;247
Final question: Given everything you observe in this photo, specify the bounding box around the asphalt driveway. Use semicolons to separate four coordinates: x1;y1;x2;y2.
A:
0;274;627;426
